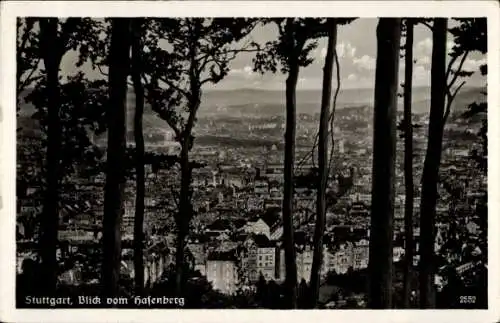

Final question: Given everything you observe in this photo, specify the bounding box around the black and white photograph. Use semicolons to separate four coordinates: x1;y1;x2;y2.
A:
1;1;499;322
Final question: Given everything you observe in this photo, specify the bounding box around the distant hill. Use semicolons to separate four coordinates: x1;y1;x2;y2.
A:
17;85;486;139
199;86;486;116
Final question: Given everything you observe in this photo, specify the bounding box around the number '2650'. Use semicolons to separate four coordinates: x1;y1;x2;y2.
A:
459;296;476;304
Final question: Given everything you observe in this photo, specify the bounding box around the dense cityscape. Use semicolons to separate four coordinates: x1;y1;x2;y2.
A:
17;88;487;308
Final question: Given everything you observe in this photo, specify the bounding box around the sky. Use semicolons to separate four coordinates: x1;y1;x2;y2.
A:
59;18;487;91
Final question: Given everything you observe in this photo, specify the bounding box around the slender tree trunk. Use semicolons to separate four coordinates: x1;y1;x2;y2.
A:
368;18;401;309
175;144;192;294
402;18;415;308
175;225;187;294
419;18;447;309
131;19;145;296
309;18;337;309
173;35;200;295
102;18;131;298
283;35;299;308
39;18;63;295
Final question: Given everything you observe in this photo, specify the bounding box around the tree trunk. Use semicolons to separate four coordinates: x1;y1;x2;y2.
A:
402;18;415;309
174;38;199;295
419;18;447;309
175;143;192;294
131;19;145;296
102;18;131;298
175;225;187;294
282;21;299;308
309;18;337;309
39;18;63;295
368;18;401;309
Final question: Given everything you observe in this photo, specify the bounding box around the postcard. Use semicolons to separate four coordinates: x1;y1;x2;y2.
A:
0;1;498;323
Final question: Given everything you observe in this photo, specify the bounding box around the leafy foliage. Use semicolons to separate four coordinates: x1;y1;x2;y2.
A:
253;18;356;75
456;18;487;171
140;18;259;144
442;18;487;124
16;18;41;100
18;17;108;177
149;265;258;308
26;74;108;179
449;18;487;56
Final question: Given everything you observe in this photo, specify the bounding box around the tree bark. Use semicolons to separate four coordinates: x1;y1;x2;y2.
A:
368;18;401;309
38;18;63;296
172;30;201;295
309;18;337;308
175;143;192;294
402;18;415;309
282;19;299;309
102;18;131;298
131;19;145;296
419;18;448;309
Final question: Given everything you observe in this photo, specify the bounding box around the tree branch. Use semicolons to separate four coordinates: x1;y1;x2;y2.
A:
170;185;180;209
302;19;330;39
442;49;470;129
59;18;81;52
444;55;459;83
17;19;35;57
184;94;199;139
327;46;341;178
16;19;37;92
19;63;42;93
141;71;184;140
200;55;226;86
199;51;232;76
197;41;259;68
198;40;260;81
443;80;466;126
450;80;466;102
183;36;201;142
419;21;434;31
147;96;182;140
447;50;470;89
200;77;217;86
297;35;341;174
158;75;190;99
97;64;109;77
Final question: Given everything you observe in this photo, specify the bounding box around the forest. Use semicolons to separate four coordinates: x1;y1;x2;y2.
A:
15;17;487;309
